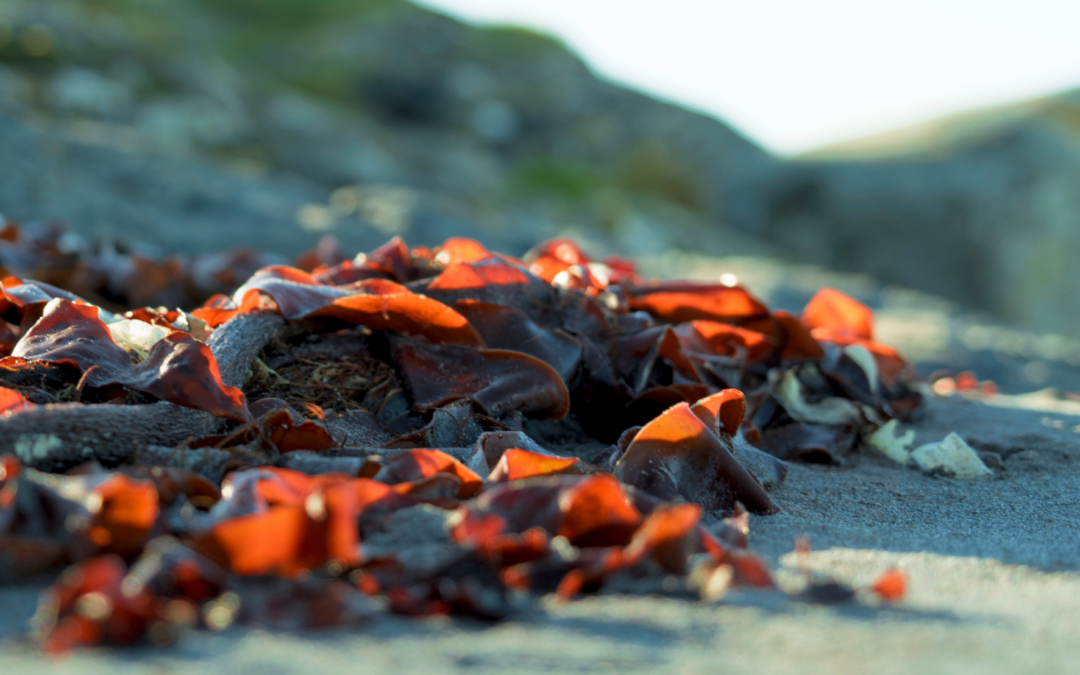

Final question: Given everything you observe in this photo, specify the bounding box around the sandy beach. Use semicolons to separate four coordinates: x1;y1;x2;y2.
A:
1;255;1078;673
0;0;1077;668
2;391;1077;674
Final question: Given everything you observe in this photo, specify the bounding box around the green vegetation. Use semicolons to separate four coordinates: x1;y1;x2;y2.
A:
193;0;400;29
617;143;707;214
508;145;707;232
510;159;604;203
510;143;706;217
473;24;565;56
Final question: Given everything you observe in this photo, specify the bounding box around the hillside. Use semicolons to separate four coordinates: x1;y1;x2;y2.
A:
3;0;1080;336
802;88;1080;160
731;88;1080;335
0;0;771;259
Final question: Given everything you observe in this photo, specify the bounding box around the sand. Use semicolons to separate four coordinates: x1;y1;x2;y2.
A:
2;256;1078;673
0;393;1077;674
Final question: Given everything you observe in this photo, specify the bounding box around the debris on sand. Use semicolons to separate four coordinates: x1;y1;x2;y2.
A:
0;231;924;651
866;419;916;464
911;432;993;480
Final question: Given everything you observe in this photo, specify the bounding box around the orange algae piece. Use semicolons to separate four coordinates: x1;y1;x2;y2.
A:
729;552;774;588
422;257;553;312
312;289;482;346
451;510;507;546
676;320;776;365
392;340;570;420
801;288;874;341
626;281;770;325
246;467;316;507
0;453;20;481
690;388;747;437
451;510;549;569
555;568;586;601
373;449;484;499
211;506;309;576
428;258;535;292
90;475;160;556
435;237;494;264
871;568;907;601
800;289;909;383
770;310;825;360
263;409;336;453
203;268;482;346
557;474;641;548
39;555;154;654
528;239;591;268
0;387;34;414
488;449;583;483
622;503;703;572
204;469;417;575
616;402;777;515
524;238;590;285
10;299;248;421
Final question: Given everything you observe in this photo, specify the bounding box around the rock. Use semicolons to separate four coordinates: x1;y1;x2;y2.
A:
0;110;329;255
0;111;534;258
910;432;993;480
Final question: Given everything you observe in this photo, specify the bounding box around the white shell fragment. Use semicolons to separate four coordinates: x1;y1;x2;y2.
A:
842;344;879;396
107;319;169;359
910;432;993;480
770;368;866;426
866;419;915;464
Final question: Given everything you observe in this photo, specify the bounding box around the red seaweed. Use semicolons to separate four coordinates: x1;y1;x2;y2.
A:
0;231;922;651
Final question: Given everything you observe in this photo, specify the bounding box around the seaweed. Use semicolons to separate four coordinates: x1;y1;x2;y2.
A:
0;231;922;651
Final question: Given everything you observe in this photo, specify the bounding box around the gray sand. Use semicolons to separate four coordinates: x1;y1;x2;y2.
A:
3;255;1079;672
2;393;1078;674
753;394;1080;570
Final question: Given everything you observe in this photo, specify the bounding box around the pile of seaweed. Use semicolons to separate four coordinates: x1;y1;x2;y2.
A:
0;233;918;652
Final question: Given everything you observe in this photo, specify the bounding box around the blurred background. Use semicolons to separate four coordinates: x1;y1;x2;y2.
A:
2;0;1080;389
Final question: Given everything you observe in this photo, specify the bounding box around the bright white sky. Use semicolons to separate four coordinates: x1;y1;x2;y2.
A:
415;0;1080;155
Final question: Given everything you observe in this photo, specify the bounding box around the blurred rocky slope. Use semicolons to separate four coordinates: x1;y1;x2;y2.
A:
0;0;772;261
746;89;1080;335
1;0;1079;336
805;89;1080;160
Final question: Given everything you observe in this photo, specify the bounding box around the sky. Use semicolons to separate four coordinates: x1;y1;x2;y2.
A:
415;0;1080;155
